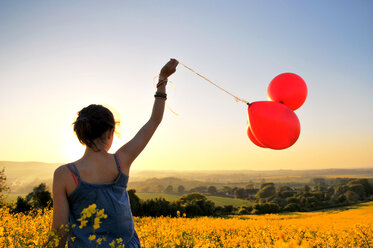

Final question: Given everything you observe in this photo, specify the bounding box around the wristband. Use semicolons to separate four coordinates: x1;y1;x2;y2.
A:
154;92;167;100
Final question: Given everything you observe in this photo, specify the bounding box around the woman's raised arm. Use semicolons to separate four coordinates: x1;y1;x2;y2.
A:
116;59;178;172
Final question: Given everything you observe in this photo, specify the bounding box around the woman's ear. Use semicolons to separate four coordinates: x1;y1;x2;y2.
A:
107;128;114;139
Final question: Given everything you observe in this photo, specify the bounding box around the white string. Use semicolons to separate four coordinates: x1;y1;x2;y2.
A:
178;62;249;105
153;61;250;116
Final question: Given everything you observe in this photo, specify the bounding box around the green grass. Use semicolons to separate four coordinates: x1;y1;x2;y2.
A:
136;192;253;207
137;193;181;201
206;196;253;207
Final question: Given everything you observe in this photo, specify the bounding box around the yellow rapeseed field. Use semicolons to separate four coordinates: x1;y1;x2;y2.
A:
1;202;372;247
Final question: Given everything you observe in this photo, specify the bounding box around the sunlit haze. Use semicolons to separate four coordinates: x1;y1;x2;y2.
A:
0;1;372;171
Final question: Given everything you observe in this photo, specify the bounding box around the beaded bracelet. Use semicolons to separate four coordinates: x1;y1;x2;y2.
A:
154;92;167;100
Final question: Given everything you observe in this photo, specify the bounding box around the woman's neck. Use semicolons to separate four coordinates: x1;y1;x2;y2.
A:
83;147;110;160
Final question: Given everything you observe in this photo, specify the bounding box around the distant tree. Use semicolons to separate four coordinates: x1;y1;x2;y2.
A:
347;184;366;199
313;185;327;192
283;203;300;212
345;190;359;203
334;185;349;196
207;186;217;195
278;186;292;192
0;168;10;205
260;182;274;189
221;205;235;214
312;192;325;201
222;186;233;196
238;205;253;215
303;185;311;192
27;183;52;209
270;197;288;208
253;203;280;214
256;184;276;199
12;183;52;213
156;184;165;193
164;185;173;194
348;179;373;196
176;193;215;216
189;186;207;194
245;181;255;190
213;205;237;216
277;186;294;198
177;185;185;194
128;189;142;216
234;188;246;199
142;198;176;217
312;178;326;186
279;191;294;198
335;178;349;185
286;197;299;204
177;193;207;204
13;196;32;213
336;194;347;203
327;186;335;195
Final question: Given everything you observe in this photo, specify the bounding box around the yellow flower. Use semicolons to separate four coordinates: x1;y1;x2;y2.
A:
93;220;101;230
96;237;103;245
88;234;96;241
79;220;88;229
109;240;116;248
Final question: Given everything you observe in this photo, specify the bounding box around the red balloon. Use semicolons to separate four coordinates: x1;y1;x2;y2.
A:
247;126;267;148
267;73;307;111
248;101;300;150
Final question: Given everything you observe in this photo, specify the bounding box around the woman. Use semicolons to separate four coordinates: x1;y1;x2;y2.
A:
50;59;179;247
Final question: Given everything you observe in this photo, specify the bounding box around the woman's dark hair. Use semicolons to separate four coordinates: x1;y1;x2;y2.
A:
73;104;115;151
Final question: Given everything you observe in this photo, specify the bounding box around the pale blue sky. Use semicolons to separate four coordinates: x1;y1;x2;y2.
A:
0;1;372;170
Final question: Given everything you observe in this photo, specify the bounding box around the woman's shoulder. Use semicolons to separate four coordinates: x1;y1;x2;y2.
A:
54;164;69;176
53;164;79;195
53;163;77;185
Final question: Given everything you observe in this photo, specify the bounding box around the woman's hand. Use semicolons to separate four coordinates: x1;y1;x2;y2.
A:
159;58;179;81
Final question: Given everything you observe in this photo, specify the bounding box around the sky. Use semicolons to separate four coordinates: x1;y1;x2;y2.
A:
0;0;372;171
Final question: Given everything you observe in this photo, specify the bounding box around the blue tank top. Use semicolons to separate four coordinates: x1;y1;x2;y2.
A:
66;154;141;247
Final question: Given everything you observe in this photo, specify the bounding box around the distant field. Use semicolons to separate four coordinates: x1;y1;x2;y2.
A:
5;192;253;207
324;174;373;178
136;192;253;207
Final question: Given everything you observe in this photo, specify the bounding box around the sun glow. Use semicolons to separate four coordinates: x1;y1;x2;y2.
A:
62;130;85;163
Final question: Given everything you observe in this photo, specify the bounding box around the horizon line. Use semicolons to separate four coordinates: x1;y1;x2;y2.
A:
0;160;372;172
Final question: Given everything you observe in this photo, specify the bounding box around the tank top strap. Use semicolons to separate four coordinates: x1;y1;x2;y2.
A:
113;153;122;172
70;163;81;179
66;163;81;186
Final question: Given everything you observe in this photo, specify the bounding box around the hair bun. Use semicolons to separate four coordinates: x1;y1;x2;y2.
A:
73;104;115;152
77;116;89;122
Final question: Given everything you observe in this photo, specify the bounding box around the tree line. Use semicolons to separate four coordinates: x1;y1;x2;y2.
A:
1;167;372;216
128;178;373;216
